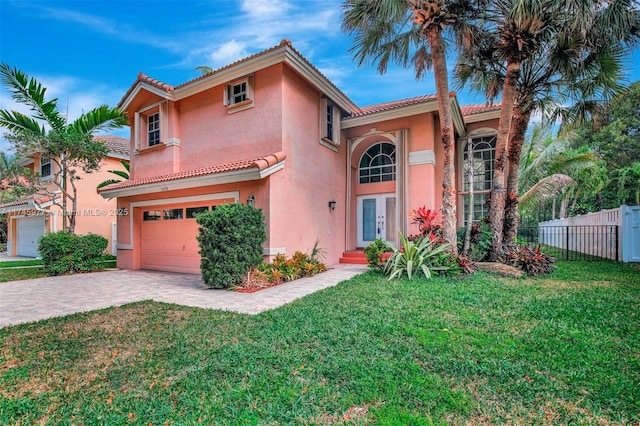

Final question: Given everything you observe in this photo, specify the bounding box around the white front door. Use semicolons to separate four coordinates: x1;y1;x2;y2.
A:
357;193;397;247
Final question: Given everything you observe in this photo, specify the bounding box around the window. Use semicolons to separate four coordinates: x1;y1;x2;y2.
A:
163;208;183;220
460;134;497;223
186;206;208;218
40;157;51;178
359;142;396;184
326;103;334;141
225;76;253;113
143;210;161;221
147;112;160;147
320;97;341;149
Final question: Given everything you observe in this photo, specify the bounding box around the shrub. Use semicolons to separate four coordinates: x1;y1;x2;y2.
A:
500;244;557;276
196;203;267;289
38;232;108;275
363;238;390;269
456;223;493;261
384;233;451;280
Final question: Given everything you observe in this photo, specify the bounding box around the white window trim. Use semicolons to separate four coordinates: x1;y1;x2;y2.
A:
39;157;52;179
135;101;168;151
319;96;341;150
458;128;498;223
224;75;254;114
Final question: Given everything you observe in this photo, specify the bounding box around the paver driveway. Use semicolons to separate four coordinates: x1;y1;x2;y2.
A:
0;265;366;327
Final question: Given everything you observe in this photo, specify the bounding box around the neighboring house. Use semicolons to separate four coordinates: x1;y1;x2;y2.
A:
0;136;130;257
100;39;500;274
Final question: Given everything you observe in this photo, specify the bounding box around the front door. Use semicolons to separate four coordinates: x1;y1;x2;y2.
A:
357;193;397;247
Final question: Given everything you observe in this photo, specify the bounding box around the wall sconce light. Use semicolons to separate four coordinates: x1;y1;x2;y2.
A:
247;195;255;207
328;200;336;210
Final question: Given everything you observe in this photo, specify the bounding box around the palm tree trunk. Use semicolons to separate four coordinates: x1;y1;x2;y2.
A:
503;105;532;245
489;60;520;261
426;27;458;254
463;139;474;255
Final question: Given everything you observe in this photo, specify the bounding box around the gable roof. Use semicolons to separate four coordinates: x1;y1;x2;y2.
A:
119;39;358;114
99;152;286;198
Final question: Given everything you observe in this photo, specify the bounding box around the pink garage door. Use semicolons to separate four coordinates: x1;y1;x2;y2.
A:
139;200;233;274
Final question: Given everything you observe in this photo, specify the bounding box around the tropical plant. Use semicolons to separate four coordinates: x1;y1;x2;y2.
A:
383;232;450;280
0;151;36;204
408;206;442;238
457;2;636;248
500;244;556;276
363;238;390;269
97;159;130;189
0;63;127;233
341;0;487;254
518;126;607;221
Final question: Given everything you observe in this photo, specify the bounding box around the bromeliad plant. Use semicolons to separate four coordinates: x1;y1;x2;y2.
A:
384;232;451;280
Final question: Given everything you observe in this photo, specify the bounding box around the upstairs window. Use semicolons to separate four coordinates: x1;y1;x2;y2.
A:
147;112;160;147
40;157;52;178
320;97;341;150
224;76;254;113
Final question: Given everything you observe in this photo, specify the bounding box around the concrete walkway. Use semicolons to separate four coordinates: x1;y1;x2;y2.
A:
0;264;367;327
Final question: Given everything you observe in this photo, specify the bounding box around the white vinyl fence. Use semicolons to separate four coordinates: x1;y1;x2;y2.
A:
538;205;640;262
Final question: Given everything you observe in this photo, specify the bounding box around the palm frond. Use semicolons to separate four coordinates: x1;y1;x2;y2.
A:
519;173;575;209
0;109;45;136
68;105;127;135
0;63;67;132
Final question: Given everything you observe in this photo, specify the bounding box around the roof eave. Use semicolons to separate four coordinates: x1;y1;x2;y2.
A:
99;160;285;198
342;100;440;129
463;109;502;124
118;82;174;111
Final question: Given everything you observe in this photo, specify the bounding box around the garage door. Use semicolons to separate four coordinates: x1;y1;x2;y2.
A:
17;216;45;257
140;200;233;274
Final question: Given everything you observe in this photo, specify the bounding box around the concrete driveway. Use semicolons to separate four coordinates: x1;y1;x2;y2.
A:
0;265;366;327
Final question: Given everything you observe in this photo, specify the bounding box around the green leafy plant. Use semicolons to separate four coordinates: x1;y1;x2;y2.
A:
363;238;390;269
500;244;557;276
408;206;443;240
457;223;493;261
38;232;107;275
196;203;267;289
384;233;451;280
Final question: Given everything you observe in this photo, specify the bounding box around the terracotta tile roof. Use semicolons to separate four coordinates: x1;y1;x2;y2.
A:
137;73;174;92
94;135;130;156
120;39;355;112
460;103;502;116
99;151;286;192
348;94;439;118
0;194;56;210
175;40;354;108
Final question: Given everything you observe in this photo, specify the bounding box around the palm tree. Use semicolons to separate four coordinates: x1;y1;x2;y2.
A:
0;63;127;233
341;0;484;253
97;159;130;190
518;125;607;221
457;36;628;245
0;151;35;204
464;0;639;259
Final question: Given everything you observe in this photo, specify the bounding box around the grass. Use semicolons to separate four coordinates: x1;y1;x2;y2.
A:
0;256;117;282
1;261;638;425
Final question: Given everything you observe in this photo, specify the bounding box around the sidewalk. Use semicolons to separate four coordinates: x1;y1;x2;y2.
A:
0;264;367;327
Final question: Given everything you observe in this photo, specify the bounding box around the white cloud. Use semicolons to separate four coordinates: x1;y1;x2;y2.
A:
209;40;250;66
240;0;291;18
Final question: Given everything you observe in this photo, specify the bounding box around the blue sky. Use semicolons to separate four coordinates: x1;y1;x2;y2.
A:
1;0;639;153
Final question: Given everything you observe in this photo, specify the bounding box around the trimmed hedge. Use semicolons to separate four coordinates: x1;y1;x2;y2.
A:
38;232;108;275
196;203;267;289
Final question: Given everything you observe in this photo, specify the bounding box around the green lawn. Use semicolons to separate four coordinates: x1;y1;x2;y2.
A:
0;257;117;282
1;262;638;425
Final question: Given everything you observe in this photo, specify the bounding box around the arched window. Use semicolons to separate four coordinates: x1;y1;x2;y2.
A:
359;142;396;184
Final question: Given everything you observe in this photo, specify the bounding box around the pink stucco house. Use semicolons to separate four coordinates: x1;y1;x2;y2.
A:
100;40;500;274
1;136;130;257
